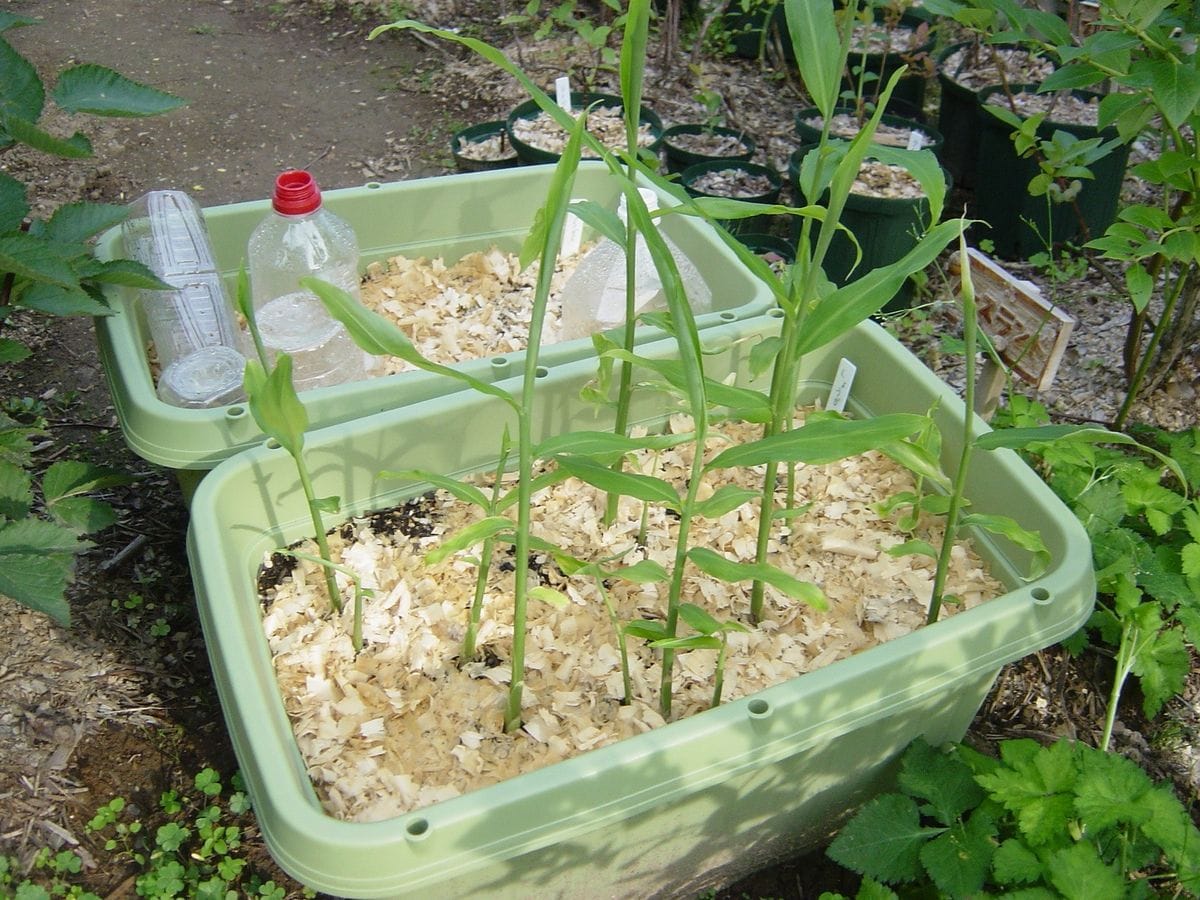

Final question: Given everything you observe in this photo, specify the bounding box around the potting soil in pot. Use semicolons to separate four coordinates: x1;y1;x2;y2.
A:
851;159;926;200
257;411;1004;823
850;20;924;55
799;113;934;149
510;104;656;157
984;90;1101;126
939;45;1054;91
688;167;776;197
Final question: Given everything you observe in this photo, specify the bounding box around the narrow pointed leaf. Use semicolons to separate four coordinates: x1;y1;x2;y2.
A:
678;601;721;635
650;634;723;650
612;558;669;583
555;454;680;510
2;114;92;158
879;438;951;490
303;275;518;411
709;414;925;468
381;469;491;510
243;356;307;457
693;484;759;519
424;515;513;565
624;619;670;641
529;586;569;608
785;0;843;117
534;430;692;459
86;258;172;289
961;512;1050;578
688;547;827;608
619;0;650;148
567;199;625;248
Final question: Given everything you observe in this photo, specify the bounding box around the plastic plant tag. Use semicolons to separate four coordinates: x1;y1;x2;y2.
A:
906;130;925;152
561;197;585;257
555;76;572;113
826;358;857;413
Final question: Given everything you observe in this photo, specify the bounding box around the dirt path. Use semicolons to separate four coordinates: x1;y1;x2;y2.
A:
6;0;441;206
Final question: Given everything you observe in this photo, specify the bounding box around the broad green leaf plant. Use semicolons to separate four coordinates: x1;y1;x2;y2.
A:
0;12;184;625
928;0;1200;427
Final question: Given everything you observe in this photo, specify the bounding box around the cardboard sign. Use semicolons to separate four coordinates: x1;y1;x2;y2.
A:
950;248;1075;393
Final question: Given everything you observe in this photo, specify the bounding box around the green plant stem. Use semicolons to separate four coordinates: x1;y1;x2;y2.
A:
1100;619;1140;752
596;578;634;704
605;195;641;525
928;236;977;626
660;432;706;717
291;454;342;614
463;448;510;662
1115;262;1189;429
710;637;729;708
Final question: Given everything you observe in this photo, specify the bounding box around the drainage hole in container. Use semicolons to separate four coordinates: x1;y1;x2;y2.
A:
747;698;771;718
365;182;382;189
767;307;784;319
536;366;548;378
225;405;246;419
1032;587;1052;605
720;311;736;321
406;817;430;840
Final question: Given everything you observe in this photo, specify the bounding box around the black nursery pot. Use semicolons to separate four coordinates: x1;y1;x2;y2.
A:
660;124;756;175
843;11;935;116
723;1;793;62
505;93;663;165
936;42;1056;189
450;121;519;172
680;159;783;235
794;107;943;156
973;86;1129;260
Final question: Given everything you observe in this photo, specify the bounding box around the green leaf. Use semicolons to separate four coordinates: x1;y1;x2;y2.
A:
41;460;131;502
1124;262;1153;313
687;546;827;609
1124;57;1200;130
53;497;116;535
709;414;925;469
610;558;669;584
601;350;772;422
554;454;680;510
898;739;986;825
863;146;946;224
534;429;690;460
677;601;722;636
43;201;128;244
960;512;1050;579
0;337;31;364
976;739;1079;847
1047;842;1126;900
619;0;649;151
529;586;569;608
796;219;964;356
381;470;490;510
692;484;758;519
992;837;1044;885
1039;63;1109;92
52;64;186;117
1131;625;1188;719
650;633;722;651
0;171;28;230
0;232;79;287
878;438;951;491
85;258;171;290
784;0;843;118
1181;543;1200;580
0;12;39;31
16;283;110;317
0;517;86;625
886;538;938;559
423;515;512;565
624;618;669;641
243;356;307;458
0;33;44;123
918;808;996;898
749;334;783;379
0;459;32;519
1073;747;1153;832
827;793;942;883
566;199;625;248
1;114;92;158
304;275;518;411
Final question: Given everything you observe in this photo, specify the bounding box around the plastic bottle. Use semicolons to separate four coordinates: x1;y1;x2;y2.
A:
122;190;248;408
246;170;369;391
558;188;712;342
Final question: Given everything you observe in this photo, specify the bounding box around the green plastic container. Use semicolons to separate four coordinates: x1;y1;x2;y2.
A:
186;315;1095;899
92;163;770;483
974;86;1130;260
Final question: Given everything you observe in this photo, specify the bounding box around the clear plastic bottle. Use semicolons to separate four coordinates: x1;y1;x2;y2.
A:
246;170;368;391
122;190;248;408
558;188;712;342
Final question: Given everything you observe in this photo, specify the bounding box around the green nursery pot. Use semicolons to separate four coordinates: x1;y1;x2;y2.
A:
505;93;663;165
973;85;1129;260
450;120;518;172
186;314;1095;899
660;123;756;175
92;163;769;492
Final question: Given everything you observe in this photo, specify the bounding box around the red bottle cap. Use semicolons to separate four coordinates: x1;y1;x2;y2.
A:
272;169;322;215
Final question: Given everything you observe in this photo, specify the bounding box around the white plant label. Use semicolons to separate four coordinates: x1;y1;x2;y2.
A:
906;130;925;152
827;358;857;413
555;76;572;113
561;197;584;256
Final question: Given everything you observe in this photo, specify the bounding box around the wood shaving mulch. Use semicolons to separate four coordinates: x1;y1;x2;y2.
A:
940;45;1055;91
454;133;515;162
688;167;774;198
668;130;752;157
358;245;588;373
259;412;1004;822
510;104;657;157
802;114;934;149
984;90;1102;127
854;159;926;200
